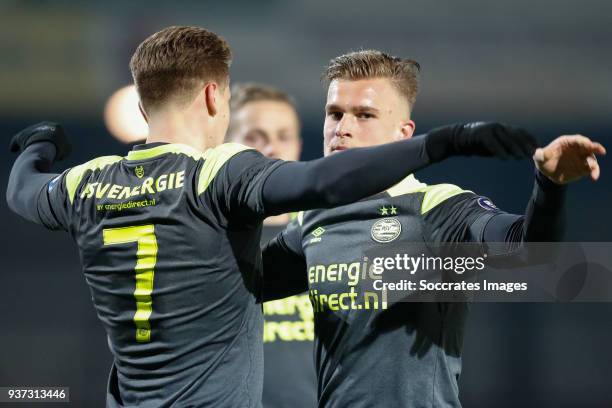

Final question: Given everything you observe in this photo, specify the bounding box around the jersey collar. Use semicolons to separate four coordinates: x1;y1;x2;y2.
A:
126;143;204;161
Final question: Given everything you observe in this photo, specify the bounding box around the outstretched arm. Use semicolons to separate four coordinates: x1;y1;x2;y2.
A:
480;135;606;251
260;123;542;298
261;123;537;216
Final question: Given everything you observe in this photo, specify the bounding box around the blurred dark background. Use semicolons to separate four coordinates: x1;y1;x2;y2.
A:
1;1;611;407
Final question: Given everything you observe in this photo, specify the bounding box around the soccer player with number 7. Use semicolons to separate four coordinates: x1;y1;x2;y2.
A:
7;27;542;407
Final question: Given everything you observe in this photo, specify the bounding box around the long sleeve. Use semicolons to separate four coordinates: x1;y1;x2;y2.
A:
480;170;567;249
6;141;68;230
261;220;308;302
260;135;431;215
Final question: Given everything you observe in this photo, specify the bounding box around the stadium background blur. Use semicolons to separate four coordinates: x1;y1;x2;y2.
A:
1;1;611;407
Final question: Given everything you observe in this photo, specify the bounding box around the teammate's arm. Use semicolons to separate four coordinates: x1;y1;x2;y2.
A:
228;122;538;217
261;220;309;301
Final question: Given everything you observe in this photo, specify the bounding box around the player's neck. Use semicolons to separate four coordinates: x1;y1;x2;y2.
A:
146;112;219;153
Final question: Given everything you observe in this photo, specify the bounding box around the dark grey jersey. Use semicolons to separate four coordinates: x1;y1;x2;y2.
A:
37;142;281;407
274;175;503;408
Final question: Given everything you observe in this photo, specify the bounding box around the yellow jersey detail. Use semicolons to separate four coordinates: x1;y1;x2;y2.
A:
420;183;470;214
386;174;427;197
387;175;469;214
197;143;252;195
103;224;158;342
66;156;123;203
263;294;314;343
80;170;185;201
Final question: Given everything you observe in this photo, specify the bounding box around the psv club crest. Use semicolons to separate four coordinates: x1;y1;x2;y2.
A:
371;218;402;243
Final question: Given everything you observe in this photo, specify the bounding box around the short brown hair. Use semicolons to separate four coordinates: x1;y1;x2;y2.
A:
130;26;232;113
323;50;420;110
230;82;297;112
226;82;300;142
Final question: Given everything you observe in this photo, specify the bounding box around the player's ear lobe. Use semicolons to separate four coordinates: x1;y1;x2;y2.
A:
138;102;148;124
204;83;218;116
400;120;416;139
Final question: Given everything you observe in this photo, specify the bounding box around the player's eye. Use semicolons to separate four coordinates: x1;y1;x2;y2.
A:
244;134;259;143
327;111;343;121
244;130;267;146
357;112;375;119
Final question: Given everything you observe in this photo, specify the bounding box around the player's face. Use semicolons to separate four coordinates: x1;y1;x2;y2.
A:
231;100;301;161
323;78;415;156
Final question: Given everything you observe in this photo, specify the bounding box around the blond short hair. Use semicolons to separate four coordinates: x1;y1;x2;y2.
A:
323;50;420;110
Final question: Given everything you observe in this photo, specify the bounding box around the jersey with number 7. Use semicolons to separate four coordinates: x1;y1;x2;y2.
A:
37;142;286;407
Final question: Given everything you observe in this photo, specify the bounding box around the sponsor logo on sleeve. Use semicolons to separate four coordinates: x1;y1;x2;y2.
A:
309;226;325;244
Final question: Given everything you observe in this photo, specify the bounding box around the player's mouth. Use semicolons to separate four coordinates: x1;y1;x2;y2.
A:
331;145;348;153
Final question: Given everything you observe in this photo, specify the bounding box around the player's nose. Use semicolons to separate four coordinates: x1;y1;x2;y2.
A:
262;143;278;159
335;116;354;138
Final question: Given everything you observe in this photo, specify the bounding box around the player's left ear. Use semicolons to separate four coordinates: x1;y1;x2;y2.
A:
138;102;149;124
399;119;416;140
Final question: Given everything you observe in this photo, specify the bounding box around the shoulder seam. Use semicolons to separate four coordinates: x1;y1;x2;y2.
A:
196;143;253;195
